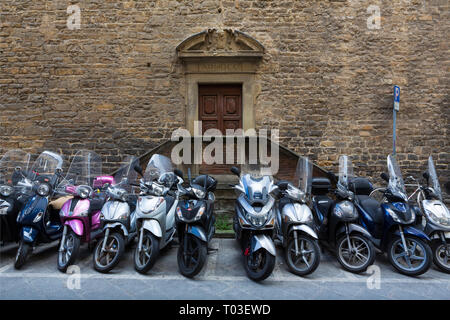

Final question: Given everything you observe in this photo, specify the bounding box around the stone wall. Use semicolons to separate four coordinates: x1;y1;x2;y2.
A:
0;0;448;197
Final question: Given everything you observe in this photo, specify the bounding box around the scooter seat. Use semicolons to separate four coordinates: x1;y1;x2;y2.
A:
356;195;384;224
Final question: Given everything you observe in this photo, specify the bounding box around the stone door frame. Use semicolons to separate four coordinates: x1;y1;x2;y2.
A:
176;29;264;136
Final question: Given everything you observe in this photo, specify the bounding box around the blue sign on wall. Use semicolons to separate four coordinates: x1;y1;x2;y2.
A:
394;85;400;111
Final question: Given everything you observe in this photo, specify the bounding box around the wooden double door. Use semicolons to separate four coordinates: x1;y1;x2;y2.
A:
198;84;242;135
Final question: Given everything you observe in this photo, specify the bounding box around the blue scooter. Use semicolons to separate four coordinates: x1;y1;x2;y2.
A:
351;154;432;276
15;151;65;269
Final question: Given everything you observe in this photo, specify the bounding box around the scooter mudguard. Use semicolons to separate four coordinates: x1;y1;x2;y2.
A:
65;219;84;237
251;234;276;256
21;226;38;243
394;225;431;241
289;224;318;240
187;225;207;242
142;219;162;238
337;223;373;240
104;222;128;236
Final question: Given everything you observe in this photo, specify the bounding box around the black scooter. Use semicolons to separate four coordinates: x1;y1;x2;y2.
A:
175;169;217;278
311;155;375;273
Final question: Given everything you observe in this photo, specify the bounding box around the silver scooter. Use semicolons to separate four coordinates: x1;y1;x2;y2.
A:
274;157;321;276
133;154;182;274
230;164;278;281
93;155;139;273
408;155;450;273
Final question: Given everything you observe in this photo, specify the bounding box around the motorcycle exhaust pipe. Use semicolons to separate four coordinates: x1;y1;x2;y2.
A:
101;228;110;252
59;225;68;252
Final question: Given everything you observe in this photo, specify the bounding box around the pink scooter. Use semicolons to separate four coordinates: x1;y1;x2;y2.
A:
56;150;114;272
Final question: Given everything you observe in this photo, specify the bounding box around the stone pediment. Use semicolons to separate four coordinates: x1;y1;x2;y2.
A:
176;29;264;60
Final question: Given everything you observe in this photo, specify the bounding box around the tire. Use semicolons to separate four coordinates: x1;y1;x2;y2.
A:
134;230;160;274
14;241;31;269
285;235;321;276
336;234;375;273
431;239;450;274
388;236;432;276
93;231;125;273
244;248;276;282
57;230;81;273
177;234;207;278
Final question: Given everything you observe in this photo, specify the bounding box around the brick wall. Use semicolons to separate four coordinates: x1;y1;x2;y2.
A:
0;0;448;197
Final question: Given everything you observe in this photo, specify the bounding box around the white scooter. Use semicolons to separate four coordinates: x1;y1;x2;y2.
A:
132;154;183;274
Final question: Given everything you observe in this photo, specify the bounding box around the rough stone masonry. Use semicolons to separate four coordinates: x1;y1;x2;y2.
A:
0;0;448;198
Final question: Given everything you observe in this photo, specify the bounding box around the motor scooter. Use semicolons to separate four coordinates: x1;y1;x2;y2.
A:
0;150;31;245
93;156;140;273
15;151;64;269
274;157;321;276
57;150;110;272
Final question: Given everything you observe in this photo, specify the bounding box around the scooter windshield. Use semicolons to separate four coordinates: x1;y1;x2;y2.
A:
113;155;139;193
30;151;63;178
241;163;274;179
387;154;406;198
338;155;354;190
0;149;30;186
58;150;102;189
144;154;175;187
427;155;442;201
294;157;313;195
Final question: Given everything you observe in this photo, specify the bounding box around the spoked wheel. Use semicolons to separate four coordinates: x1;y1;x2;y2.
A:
134;230;159;274
14;240;31;270
177;234;207;278
244;248;276;282
93;232;124;273
285;235;321;276
57;230;80;273
432;239;450;273
337;234;375;273
388;236;432;276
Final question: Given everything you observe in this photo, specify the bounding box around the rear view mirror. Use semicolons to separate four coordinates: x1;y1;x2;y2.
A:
380;172;389;182
174;169;183;179
230;166;240;176
134;164;143;177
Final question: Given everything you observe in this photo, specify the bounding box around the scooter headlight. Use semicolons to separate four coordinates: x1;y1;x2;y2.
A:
37;183;50;197
76;186;91;199
333;201;357;220
0;185;14;197
195;205;206;220
192;187;206;199
246;212;268;228
425;204;450;227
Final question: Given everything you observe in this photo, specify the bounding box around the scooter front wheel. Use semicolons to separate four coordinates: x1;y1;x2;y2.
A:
388;236;432;276
285;235;321;276
57;230;80;273
134;230;159;274
244;249;276;281
432;239;450;273
14;240;31;269
177;234;207;278
336;234;375;273
93;231;125;273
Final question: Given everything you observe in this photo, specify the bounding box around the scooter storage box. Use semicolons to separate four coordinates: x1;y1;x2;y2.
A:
311;177;332;195
348;177;373;195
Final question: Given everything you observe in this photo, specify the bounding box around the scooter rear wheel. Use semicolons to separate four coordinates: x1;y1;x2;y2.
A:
177;234;207;278
431;239;450;273
14;241;31;269
93;232;125;273
57;230;80;273
134;230;159;274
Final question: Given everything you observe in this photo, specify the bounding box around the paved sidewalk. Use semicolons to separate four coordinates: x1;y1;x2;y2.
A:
0;239;449;300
